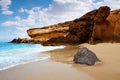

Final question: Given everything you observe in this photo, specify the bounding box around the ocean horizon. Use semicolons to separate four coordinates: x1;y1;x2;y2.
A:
0;42;64;71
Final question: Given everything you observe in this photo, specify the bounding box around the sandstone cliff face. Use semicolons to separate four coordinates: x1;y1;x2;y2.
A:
11;6;120;45
94;9;120;42
27;22;70;41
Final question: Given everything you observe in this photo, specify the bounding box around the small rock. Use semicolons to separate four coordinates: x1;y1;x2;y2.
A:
73;47;101;65
11;38;17;43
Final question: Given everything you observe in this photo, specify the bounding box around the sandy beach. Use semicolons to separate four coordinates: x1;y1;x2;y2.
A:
0;43;120;80
0;59;94;80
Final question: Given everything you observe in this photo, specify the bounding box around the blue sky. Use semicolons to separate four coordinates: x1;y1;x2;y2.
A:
0;0;120;42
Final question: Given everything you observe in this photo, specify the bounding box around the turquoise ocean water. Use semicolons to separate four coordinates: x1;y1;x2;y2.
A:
0;42;64;71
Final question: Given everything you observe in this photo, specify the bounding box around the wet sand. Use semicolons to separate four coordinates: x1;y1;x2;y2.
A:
0;60;94;80
44;43;120;80
0;43;120;80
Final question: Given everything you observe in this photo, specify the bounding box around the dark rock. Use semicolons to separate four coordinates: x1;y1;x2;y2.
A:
11;38;29;43
69;22;93;43
11;38;17;43
11;38;22;43
20;38;28;43
73;47;100;65
94;6;110;24
74;10;98;22
88;6;110;44
16;38;22;43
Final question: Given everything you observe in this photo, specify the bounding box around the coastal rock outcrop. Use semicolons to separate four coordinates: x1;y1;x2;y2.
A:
11;38;29;43
11;6;120;45
27;22;70;41
73;47;100;65
93;9;120;42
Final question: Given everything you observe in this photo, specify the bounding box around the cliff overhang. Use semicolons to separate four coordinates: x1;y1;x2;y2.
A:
11;6;120;46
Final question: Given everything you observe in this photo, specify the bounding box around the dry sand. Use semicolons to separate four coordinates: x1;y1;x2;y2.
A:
0;43;120;80
43;43;120;80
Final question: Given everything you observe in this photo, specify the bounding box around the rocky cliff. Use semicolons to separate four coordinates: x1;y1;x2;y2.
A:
11;6;120;46
27;22;70;41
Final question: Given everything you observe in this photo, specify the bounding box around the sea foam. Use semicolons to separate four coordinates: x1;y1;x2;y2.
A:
0;42;64;71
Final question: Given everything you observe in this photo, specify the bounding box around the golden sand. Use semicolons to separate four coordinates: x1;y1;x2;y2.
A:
0;43;120;80
44;43;120;80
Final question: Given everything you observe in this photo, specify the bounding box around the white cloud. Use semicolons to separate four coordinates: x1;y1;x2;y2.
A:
19;8;28;13
14;27;30;38
19;8;25;13
2;10;13;15
2;0;120;37
0;0;13;15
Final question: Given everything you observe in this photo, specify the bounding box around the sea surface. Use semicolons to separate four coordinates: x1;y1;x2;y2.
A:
0;42;64;71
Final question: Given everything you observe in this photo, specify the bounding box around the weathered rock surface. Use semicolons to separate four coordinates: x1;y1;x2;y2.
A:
11;6;120;45
11;38;29;43
93;9;120;42
73;47;100;65
27;22;70;41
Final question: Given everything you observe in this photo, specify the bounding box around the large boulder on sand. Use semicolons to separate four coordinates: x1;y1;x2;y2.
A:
73;47;100;65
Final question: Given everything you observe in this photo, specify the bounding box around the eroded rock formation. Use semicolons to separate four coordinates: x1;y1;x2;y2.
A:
11;38;29;43
27;22;70;41
93;9;120;42
11;6;120;45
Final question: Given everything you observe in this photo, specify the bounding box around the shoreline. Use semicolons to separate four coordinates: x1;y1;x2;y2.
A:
0;59;94;80
0;56;50;71
0;43;120;80
0;42;64;71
